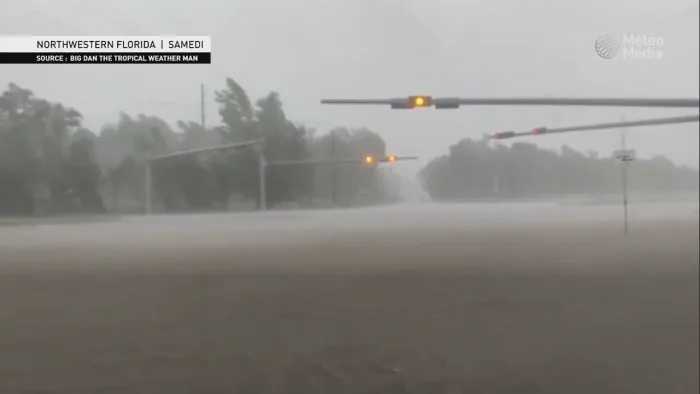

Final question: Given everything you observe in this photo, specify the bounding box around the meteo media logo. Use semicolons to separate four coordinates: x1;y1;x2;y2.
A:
594;34;663;60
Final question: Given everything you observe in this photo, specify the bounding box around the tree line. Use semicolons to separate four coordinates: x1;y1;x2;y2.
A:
419;136;699;201
1;79;697;216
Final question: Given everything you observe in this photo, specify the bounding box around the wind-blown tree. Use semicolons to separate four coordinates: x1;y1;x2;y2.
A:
0;83;104;215
96;113;179;212
96;113;177;168
0;85;43;214
178;120;222;150
255;92;313;206
61;129;104;212
212;78;262;207
214;79;313;208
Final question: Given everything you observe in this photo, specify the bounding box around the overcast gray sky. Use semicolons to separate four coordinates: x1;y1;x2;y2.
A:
2;0;698;175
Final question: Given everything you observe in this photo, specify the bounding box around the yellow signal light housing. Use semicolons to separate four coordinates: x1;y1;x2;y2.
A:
409;95;432;108
364;155;374;164
387;155;397;162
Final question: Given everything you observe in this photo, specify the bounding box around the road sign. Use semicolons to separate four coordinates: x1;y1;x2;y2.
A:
614;149;636;161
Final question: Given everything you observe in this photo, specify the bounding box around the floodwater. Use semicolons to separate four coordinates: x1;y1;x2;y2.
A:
1;201;696;251
0;202;698;393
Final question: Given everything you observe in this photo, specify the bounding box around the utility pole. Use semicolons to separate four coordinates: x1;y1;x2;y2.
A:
331;132;337;206
614;115;635;235
145;160;152;214
621;119;629;235
493;172;500;198
259;152;267;211
488;135;500;198
200;84;206;130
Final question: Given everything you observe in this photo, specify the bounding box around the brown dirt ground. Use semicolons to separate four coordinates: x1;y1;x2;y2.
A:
0;219;698;393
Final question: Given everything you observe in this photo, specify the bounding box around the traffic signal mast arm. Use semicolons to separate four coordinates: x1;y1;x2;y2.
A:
267;158;369;166
381;155;417;161
264;156;418;166
322;97;700;109
147;139;264;162
491;114;699;140
439;97;699;108
364;155;418;163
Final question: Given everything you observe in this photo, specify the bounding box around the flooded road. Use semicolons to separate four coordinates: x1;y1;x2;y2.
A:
1;202;698;393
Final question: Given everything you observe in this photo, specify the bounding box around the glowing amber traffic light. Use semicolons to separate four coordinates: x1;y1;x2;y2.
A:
409;95;432;108
364;155;374;164
387;155;396;162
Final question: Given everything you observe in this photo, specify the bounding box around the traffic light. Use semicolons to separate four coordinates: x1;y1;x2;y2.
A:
363;155;403;164
362;155;417;164
531;127;547;135
409;95;432;108
391;96;434;109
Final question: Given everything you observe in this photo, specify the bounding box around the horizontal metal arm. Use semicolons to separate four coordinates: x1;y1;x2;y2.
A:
320;98;397;105
148;139;263;162
267;158;367;166
441;97;699;108
266;156;418;166
493;114;699;139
